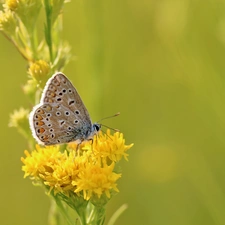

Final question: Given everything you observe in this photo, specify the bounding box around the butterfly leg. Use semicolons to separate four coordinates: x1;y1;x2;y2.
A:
72;140;83;161
89;138;93;145
88;134;98;151
76;140;83;152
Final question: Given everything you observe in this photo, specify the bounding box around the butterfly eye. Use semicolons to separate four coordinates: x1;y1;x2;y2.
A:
68;126;72;131
75;110;80;115
74;120;79;124
62;89;66;93
49;128;54;132
48;124;52;127
51;134;55;138
47;113;51;117
59;92;63;96
68;89;72;93
57;98;62;102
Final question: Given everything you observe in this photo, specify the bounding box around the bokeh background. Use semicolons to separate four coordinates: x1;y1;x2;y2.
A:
1;0;225;225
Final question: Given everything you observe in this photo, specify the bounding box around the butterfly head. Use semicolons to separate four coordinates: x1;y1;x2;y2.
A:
93;123;101;132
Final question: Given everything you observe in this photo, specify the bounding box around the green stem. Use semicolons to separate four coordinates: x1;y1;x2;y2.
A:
44;0;53;62
86;203;105;225
1;31;29;61
29;29;37;60
95;206;105;225
107;204;128;225
76;205;87;225
54;196;74;225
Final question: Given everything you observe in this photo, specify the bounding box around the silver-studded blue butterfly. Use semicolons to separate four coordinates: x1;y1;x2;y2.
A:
29;72;101;145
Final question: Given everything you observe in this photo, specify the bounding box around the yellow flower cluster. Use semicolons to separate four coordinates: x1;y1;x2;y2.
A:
21;130;133;201
9;108;29;128
9;108;31;139
0;9;17;34
4;0;19;11
28;60;50;83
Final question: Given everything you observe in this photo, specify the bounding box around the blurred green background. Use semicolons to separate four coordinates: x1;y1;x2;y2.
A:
1;0;225;225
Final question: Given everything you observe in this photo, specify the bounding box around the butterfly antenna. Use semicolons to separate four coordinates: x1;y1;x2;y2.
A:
101;124;120;132
100;128;113;141
97;112;120;123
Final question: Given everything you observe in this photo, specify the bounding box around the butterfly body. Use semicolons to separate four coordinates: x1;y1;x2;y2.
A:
29;73;100;145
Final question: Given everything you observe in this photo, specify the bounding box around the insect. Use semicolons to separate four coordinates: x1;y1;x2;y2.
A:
29;72;102;146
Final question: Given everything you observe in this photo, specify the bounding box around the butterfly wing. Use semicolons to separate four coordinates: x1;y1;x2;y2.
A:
29;73;93;145
30;103;91;145
41;73;92;124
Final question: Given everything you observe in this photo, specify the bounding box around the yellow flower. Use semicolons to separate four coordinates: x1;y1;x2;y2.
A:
73;159;121;200
9;108;29;128
9;108;31;138
4;0;42;32
69;130;134;162
93;130;133;162
4;0;19;11
28;60;50;84
22;79;37;99
21;130;133;202
0;9;17;35
21;145;64;178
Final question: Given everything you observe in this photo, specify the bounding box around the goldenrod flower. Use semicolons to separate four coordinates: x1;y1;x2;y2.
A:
9;108;31;139
68;130;133;163
22;79;37;99
4;0;19;11
53;41;73;71
4;0;42;32
0;9;17;35
73;157;121;200
93;130;132;162
9;107;29;127
28;60;51;84
21;131;133;203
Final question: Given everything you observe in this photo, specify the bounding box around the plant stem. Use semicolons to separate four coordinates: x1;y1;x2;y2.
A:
107;204;128;225
54;196;74;225
44;0;53;62
93;205;105;225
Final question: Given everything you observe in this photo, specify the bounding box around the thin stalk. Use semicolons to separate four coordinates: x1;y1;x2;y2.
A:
54;196;74;225
29;28;37;60
107;204;128;225
94;206;106;225
0;31;29;61
44;0;53;62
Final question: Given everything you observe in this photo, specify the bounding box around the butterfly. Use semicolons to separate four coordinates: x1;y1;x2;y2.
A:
29;72;101;145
